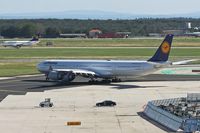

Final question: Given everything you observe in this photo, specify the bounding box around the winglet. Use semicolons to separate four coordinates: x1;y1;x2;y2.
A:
148;34;174;62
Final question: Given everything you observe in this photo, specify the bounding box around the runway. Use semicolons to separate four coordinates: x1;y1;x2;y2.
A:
0;74;199;102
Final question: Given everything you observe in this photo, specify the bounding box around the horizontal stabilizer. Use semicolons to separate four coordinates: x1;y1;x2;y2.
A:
172;59;199;65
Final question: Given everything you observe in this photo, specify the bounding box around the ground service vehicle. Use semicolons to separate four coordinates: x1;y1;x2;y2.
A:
39;98;53;107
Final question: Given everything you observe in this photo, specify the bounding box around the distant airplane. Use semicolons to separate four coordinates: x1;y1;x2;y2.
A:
37;34;194;83
185;32;200;37
1;37;40;48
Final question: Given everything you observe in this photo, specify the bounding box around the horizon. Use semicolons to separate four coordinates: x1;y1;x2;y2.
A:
1;10;200;20
1;9;200;15
0;0;200;15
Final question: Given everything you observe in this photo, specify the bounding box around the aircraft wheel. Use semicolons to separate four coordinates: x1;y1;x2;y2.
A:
89;80;98;84
112;78;122;82
46;77;49;81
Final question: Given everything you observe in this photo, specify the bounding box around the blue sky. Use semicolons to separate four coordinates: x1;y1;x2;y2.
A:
0;0;200;14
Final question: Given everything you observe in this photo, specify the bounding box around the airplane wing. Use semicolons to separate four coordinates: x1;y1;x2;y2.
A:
172;59;199;65
46;68;99;82
52;69;97;77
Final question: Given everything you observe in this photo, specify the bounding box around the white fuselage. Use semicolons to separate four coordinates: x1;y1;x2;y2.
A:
2;40;39;47
37;60;164;79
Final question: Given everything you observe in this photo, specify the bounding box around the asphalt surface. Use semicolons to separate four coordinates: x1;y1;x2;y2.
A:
0;74;199;102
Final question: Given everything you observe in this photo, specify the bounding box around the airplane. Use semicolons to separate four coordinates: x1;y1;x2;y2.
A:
185;32;200;37
1;36;40;48
37;34;194;83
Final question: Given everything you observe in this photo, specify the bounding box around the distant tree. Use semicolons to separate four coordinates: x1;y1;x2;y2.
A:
1;26;20;38
0;18;200;37
20;24;37;38
45;27;60;38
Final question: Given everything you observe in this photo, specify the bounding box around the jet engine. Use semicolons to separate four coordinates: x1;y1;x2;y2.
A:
48;71;76;82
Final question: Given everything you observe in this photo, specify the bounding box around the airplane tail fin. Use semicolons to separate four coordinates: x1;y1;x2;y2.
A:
30;34;40;41
31;38;39;41
148;34;173;62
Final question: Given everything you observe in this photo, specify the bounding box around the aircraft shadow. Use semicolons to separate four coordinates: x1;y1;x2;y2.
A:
23;79;166;90
103;84;166;90
22;79;56;83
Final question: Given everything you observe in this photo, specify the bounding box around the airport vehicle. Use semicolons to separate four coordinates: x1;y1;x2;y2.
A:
37;34;193;83
2;36;40;48
39;98;53;107
96;100;116;107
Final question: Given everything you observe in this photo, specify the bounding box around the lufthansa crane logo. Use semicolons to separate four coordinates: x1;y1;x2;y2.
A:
161;41;170;54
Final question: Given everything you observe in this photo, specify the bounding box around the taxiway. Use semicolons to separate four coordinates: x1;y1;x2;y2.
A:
0;74;199;133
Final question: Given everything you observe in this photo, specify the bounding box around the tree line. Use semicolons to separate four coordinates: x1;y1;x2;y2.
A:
0;18;200;38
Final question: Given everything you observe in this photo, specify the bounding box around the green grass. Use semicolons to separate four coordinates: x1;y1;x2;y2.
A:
36;37;200;47
1;37;200;47
0;37;199;77
0;48;199;59
0;62;38;77
0;47;199;77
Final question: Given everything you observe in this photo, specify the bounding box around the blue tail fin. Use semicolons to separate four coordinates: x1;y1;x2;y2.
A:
148;34;173;62
30;37;39;41
30;35;39;41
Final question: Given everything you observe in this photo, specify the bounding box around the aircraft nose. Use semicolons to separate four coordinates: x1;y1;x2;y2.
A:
37;63;41;70
37;62;44;72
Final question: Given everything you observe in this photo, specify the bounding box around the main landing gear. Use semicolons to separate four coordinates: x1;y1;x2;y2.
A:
46;77;49;81
112;78;122;82
88;78;99;84
45;74;49;81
